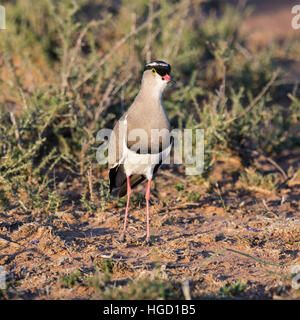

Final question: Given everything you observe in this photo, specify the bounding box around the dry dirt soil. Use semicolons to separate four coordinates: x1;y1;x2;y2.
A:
1;151;299;300
0;1;300;300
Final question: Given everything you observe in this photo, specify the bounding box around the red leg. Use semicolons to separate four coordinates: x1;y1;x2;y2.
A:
121;176;132;241
145;179;151;244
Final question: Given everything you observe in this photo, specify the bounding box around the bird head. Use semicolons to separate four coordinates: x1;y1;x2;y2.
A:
141;60;175;97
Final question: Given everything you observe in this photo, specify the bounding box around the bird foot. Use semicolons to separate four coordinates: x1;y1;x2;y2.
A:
120;233;126;242
145;238;152;246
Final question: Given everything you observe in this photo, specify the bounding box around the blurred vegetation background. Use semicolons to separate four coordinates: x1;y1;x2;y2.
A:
0;0;299;214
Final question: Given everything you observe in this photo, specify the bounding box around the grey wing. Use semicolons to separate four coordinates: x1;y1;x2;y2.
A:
108;114;127;196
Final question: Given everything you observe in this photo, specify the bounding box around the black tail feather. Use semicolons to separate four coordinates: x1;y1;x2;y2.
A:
118;174;145;197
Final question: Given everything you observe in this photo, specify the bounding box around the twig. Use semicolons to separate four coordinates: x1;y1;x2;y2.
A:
94;76;117;125
243;185;273;195
182;279;191;300
18;199;28;212
250;149;288;180
235;42;253;60
213;67;226;113
88;163;94;202
264;155;288;180
62;20;99;93
194;248;293;272
167;0;190;58
225;69;280;124
143;0;154;63
73;8;163;90
215;183;234;225
9;112;23;152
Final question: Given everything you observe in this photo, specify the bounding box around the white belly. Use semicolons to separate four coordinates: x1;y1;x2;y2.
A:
123;143;172;180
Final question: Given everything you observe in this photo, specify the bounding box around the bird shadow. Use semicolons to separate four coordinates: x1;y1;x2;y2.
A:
56;227;110;243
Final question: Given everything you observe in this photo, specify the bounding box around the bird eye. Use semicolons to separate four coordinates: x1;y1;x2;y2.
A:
151;68;156;74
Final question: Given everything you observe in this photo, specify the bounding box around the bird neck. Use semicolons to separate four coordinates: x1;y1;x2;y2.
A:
139;81;166;101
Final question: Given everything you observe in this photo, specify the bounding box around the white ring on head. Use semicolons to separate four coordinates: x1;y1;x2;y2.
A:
146;61;169;68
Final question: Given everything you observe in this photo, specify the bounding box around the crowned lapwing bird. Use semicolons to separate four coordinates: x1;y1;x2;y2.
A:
108;60;175;245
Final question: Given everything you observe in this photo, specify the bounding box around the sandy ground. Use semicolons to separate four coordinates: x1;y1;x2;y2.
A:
1;150;299;299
